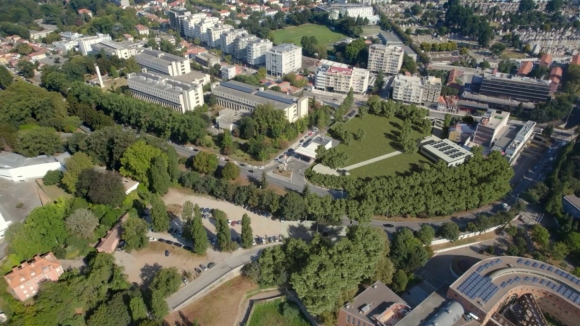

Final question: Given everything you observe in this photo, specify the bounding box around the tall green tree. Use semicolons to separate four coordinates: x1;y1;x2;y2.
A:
62;152;93;194
182;201;194;221
149;267;181;298
439;222;460;241
241;214;253;249
191;208;208;255
280;191;306;220
415;224;435;245
122;215;149;252
66;209;99;239
16;127;62;157
149;156;171;195
192;151;219;174
120;141;164;186
221;129;234;154
150;196;169;232
221;161;240;180
215;210;234;251
0;65;13;89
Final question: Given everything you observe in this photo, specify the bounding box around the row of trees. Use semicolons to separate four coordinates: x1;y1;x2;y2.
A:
2;252;180;325
419;41;458;52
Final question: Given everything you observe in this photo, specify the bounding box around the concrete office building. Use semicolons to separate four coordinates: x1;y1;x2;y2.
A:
207;24;233;48
315;59;369;94
331;4;374;18
182;13;207;39
233;33;258;61
247;39;273;66
420;138;473;167
135;49;190;76
492;120;536;163
367;44;404;75
221;29;247;55
221;65;237;80
448;257;580;326
211;81;308;123
0;152;64;183
168;7;192;36
78;33;112;55
266;43;302;76
194;17;220;44
392;75;442;106
478;73;552;103
472;109;510;147
195;52;220;68
90;40;145;59
127;71;204;113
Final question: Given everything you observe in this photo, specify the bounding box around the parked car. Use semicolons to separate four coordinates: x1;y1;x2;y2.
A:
174;243;183;248
227;219;232;225
194;267;202;274
200;264;208;271
165;250;170;257
182;277;189;285
384;224;395;228
208;262;215;269
158;238;168;243
184;246;192;251
149;237;157;242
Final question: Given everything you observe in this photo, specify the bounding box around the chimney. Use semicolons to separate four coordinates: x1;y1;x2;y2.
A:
94;63;104;88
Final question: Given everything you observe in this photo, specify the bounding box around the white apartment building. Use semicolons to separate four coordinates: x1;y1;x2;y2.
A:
211;80;308;123
183;13;207;39
78;33;112;55
168;7;192;36
233;33;258;61
315;60;369;94
221;29;247;55
90;40;145;59
127;71;204;113
207;24;233;48
221;65;237;80
135;49;190;76
331;4;374;18
247;39;273;66
392;75;442;106
266;43;302;76
368;44;404;75
135;24;149;36
194;17;220;44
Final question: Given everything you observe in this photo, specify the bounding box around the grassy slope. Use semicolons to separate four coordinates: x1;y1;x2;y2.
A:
271;24;347;48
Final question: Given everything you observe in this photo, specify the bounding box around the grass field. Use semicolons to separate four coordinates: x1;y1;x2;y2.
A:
501;50;527;59
271;24;347;48
332;114;428;166
247;298;311;326
348;152;431;179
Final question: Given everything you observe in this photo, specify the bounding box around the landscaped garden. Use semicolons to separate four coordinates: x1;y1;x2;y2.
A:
247;298;311;326
270;23;347;48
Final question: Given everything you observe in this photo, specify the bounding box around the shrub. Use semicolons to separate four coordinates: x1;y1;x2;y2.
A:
43;170;63;185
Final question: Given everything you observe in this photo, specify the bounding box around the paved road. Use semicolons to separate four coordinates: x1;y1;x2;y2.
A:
166;243;281;310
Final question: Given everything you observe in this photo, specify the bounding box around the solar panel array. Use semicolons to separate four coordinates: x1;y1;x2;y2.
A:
457;260;502;304
221;81;256;94
256;91;295;105
431;141;467;159
516;258;580;286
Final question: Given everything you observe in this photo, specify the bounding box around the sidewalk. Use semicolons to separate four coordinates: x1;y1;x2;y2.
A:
343;151;402;171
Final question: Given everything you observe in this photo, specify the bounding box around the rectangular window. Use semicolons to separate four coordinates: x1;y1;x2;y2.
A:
347;315;350;322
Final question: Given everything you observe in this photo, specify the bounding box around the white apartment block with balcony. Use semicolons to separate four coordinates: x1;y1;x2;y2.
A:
392;75;442;106
194;17;220;45
221;29;247;55
78;33;112;55
233;33;258;61
315;59;369;94
207;24;233;48
247;39;273;66
266;43;302;76
367;44;404;75
183;13;207;39
331;4;374;18
221;65;237;80
127;71;204;113
135;49;190;76
212;81;308;123
90;40;145;59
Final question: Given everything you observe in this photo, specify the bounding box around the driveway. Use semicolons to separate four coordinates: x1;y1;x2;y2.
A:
0;179;42;224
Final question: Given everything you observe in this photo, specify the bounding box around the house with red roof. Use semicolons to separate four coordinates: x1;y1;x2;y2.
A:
571;54;580;66
4;252;63;301
78;8;93;17
517;61;533;76
135;24;149;36
539;53;552;67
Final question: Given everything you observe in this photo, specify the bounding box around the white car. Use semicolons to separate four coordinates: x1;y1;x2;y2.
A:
149;237;157;242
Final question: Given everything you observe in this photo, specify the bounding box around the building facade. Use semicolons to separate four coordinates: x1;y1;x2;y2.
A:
0;152;64;183
90;40;145;59
266;43;302;76
247;39;273;66
182;13;207;39
135;49;190;76
195;52;220;67
420;138;473;167
331;4;374;18
168;7;192;36
211;81;308;123
472;109;510;147
207;24;233;48
367;44;404;74
478;73;552;103
315;60;370;94
221;29;246;55
194;17;220;44
4;253;63;301
127;71;204;113
392;75;442;106
78;33;112;55
233;33;258;61
221;65;237;80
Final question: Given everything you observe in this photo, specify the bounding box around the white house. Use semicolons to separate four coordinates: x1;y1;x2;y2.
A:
0;152;65;183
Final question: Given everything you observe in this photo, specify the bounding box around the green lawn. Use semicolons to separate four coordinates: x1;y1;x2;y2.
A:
270;24;347;48
347;152;431;179
247;298;310;326
332;114;427;166
501;50;527;59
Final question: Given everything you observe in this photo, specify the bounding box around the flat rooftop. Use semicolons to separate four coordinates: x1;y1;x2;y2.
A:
462;91;536;109
492;125;520;152
479;109;510;130
0;152;58;169
213;81;301;110
483;73;552;86
269;43;301;53
421;139;473;164
128;72;198;94
449;257;580;313
341;281;408;325
138;49;188;63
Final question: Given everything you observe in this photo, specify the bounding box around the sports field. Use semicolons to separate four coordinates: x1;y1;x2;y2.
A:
271;24;347;48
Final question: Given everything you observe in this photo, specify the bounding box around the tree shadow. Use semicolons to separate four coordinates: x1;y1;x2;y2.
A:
389;121;401;129
287;223;314;240
177;311;195;326
139;263;162;288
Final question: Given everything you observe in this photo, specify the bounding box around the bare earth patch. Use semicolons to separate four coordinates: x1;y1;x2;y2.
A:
165;276;258;326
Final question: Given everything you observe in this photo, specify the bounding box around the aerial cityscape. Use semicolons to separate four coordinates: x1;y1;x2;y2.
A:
0;0;579;325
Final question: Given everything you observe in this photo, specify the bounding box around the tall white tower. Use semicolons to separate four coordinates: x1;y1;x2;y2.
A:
94;63;104;88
